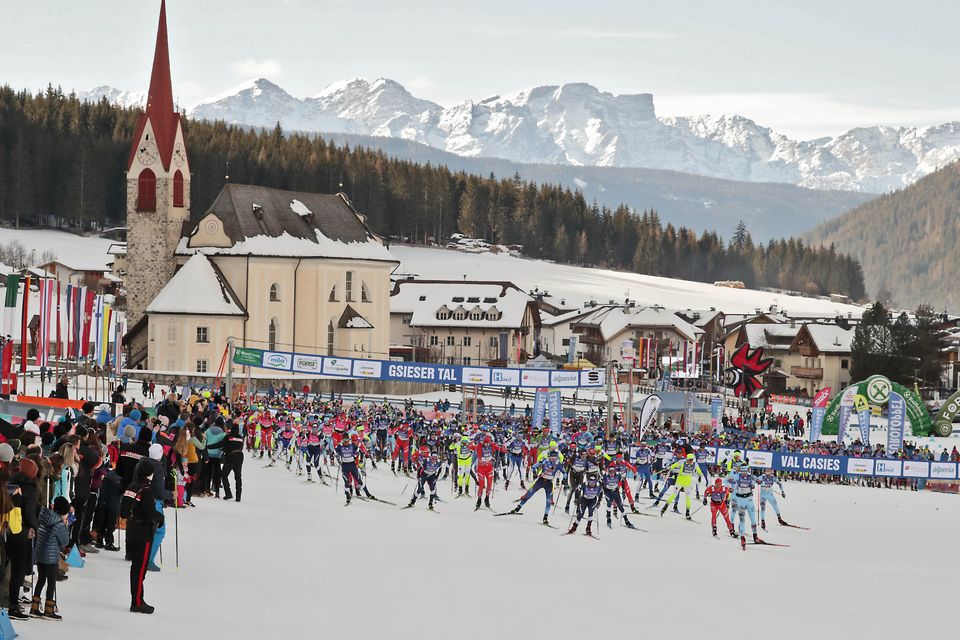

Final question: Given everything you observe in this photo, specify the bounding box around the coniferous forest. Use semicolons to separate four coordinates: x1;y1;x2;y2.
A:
0;85;865;299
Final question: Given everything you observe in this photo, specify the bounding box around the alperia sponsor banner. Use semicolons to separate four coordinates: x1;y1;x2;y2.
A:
232;348;605;388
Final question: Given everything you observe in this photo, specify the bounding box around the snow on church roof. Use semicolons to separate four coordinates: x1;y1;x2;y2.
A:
147;254;246;316
177;184;397;263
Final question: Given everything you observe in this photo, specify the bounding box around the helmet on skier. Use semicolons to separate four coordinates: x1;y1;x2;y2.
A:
548;449;559;459
549;440;558;449
686;453;695;461
483;434;493;444
350;433;360;443
714;477;723;486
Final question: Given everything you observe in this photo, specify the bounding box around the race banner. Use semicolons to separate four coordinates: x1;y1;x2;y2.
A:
887;390;906;453
532;388;547;429
836;386;856;444
547;390;562;433
710;396;722;430
809;387;831;442
853;393;870;446
638;394;661;439
703;446;955;479
232;347;606;388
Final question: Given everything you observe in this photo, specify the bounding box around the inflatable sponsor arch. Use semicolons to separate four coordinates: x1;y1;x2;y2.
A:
932;390;960;437
821;375;932;437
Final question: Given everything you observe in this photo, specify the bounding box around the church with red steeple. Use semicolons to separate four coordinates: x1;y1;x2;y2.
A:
125;0;191;335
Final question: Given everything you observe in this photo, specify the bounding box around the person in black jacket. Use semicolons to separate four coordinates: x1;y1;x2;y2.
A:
54;376;69;400
7;458;39;620
220;422;245;502
126;460;162;614
117;428;152;491
94;468;122;551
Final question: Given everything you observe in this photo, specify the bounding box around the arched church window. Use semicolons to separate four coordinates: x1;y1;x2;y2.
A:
327;321;335;356
137;169;156;212
269;283;281;302
268;317;278;351
173;170;185;207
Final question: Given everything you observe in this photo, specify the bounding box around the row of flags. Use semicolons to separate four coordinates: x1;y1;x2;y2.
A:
1;274;125;376
634;337;705;378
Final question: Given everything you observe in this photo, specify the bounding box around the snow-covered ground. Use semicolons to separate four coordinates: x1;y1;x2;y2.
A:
27;459;956;639
392;245;865;316
0;227;116;270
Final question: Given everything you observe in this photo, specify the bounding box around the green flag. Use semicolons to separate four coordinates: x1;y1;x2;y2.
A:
3;275;19;308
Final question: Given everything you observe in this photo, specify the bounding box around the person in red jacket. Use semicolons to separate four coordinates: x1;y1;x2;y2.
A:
470;433;503;510
391;423;413;473
608;452;640;513
703;477;735;538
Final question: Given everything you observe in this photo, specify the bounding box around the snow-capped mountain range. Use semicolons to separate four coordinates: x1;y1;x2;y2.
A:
80;79;960;193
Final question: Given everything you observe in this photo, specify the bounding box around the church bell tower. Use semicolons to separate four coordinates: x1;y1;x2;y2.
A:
125;0;190;328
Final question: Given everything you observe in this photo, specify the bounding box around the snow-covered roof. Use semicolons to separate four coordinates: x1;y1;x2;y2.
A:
573;305;702;342
390;280;536;329
742;323;800;350
800;323;854;353
147;254;247;316
177;184;397;263
540;306;597;327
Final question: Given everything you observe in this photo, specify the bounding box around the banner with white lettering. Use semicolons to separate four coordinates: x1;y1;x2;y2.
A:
809;387;831;442
837;386;856;444
532;388;547;429
232;348;605;388
710;396;722;430
887;391;906;454
547;390;562;433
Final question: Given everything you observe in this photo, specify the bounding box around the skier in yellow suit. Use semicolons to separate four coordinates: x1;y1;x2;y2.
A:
660;453;704;520
449;435;474;497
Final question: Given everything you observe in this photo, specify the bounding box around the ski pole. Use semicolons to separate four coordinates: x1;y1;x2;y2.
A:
175;505;179;570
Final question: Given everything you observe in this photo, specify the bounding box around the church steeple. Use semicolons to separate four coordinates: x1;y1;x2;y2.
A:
125;0;191;331
127;0;183;172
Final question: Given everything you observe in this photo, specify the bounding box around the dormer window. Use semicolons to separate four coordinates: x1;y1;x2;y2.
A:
436;305;451;321
486;306;501;321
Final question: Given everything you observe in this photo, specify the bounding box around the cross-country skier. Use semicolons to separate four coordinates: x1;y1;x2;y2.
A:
566;471;602;536
607;452;640;514
564;442;588;513
702;477;736;537
629;438;655;500
659;453;703;520
471;433;503;510
601;463;636;529
450;434;474;497
405;450;442;510
504;430;526;490
725;462;763;549
336;433;376;505
506;448;564;526
758;468;788;529
391;422;413;474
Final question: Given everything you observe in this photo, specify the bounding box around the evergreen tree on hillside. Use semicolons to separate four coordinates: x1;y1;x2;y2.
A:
0;84;867;299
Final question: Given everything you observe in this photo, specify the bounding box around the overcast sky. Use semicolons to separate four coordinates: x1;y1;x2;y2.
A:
3;0;957;139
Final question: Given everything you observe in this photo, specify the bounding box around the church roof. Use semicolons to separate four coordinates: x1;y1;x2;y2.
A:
338;305;373;329
127;0;183;171
147;253;247;316
177;183;397;262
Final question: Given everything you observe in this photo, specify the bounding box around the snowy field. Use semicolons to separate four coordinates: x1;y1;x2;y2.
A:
27;459;956;639
0;227;116;270
393;245;866;315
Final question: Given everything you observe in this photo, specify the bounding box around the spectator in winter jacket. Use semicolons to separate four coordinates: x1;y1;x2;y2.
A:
203;419;226;497
31;496;71;620
117;428;153;491
7;457;39;620
127;460;163;614
146;443;171;571
93;468;122;551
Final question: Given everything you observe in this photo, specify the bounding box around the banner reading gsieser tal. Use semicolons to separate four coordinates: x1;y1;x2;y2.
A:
232;348;606;388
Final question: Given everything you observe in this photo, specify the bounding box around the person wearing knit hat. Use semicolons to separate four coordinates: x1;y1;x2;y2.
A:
157;415;169;428
127;458;162;614
145;442;171;572
22;421;40;436
18;457;38;480
121;424;137;444
0;443;13;464
32;496;71;620
130;409;142;422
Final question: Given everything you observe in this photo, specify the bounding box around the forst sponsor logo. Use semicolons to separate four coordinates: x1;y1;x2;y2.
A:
295;356;319;371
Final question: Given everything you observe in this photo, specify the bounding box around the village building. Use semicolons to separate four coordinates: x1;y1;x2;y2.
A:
389;279;540;366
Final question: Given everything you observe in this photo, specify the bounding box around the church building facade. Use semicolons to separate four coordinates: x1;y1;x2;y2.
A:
125;1;397;375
